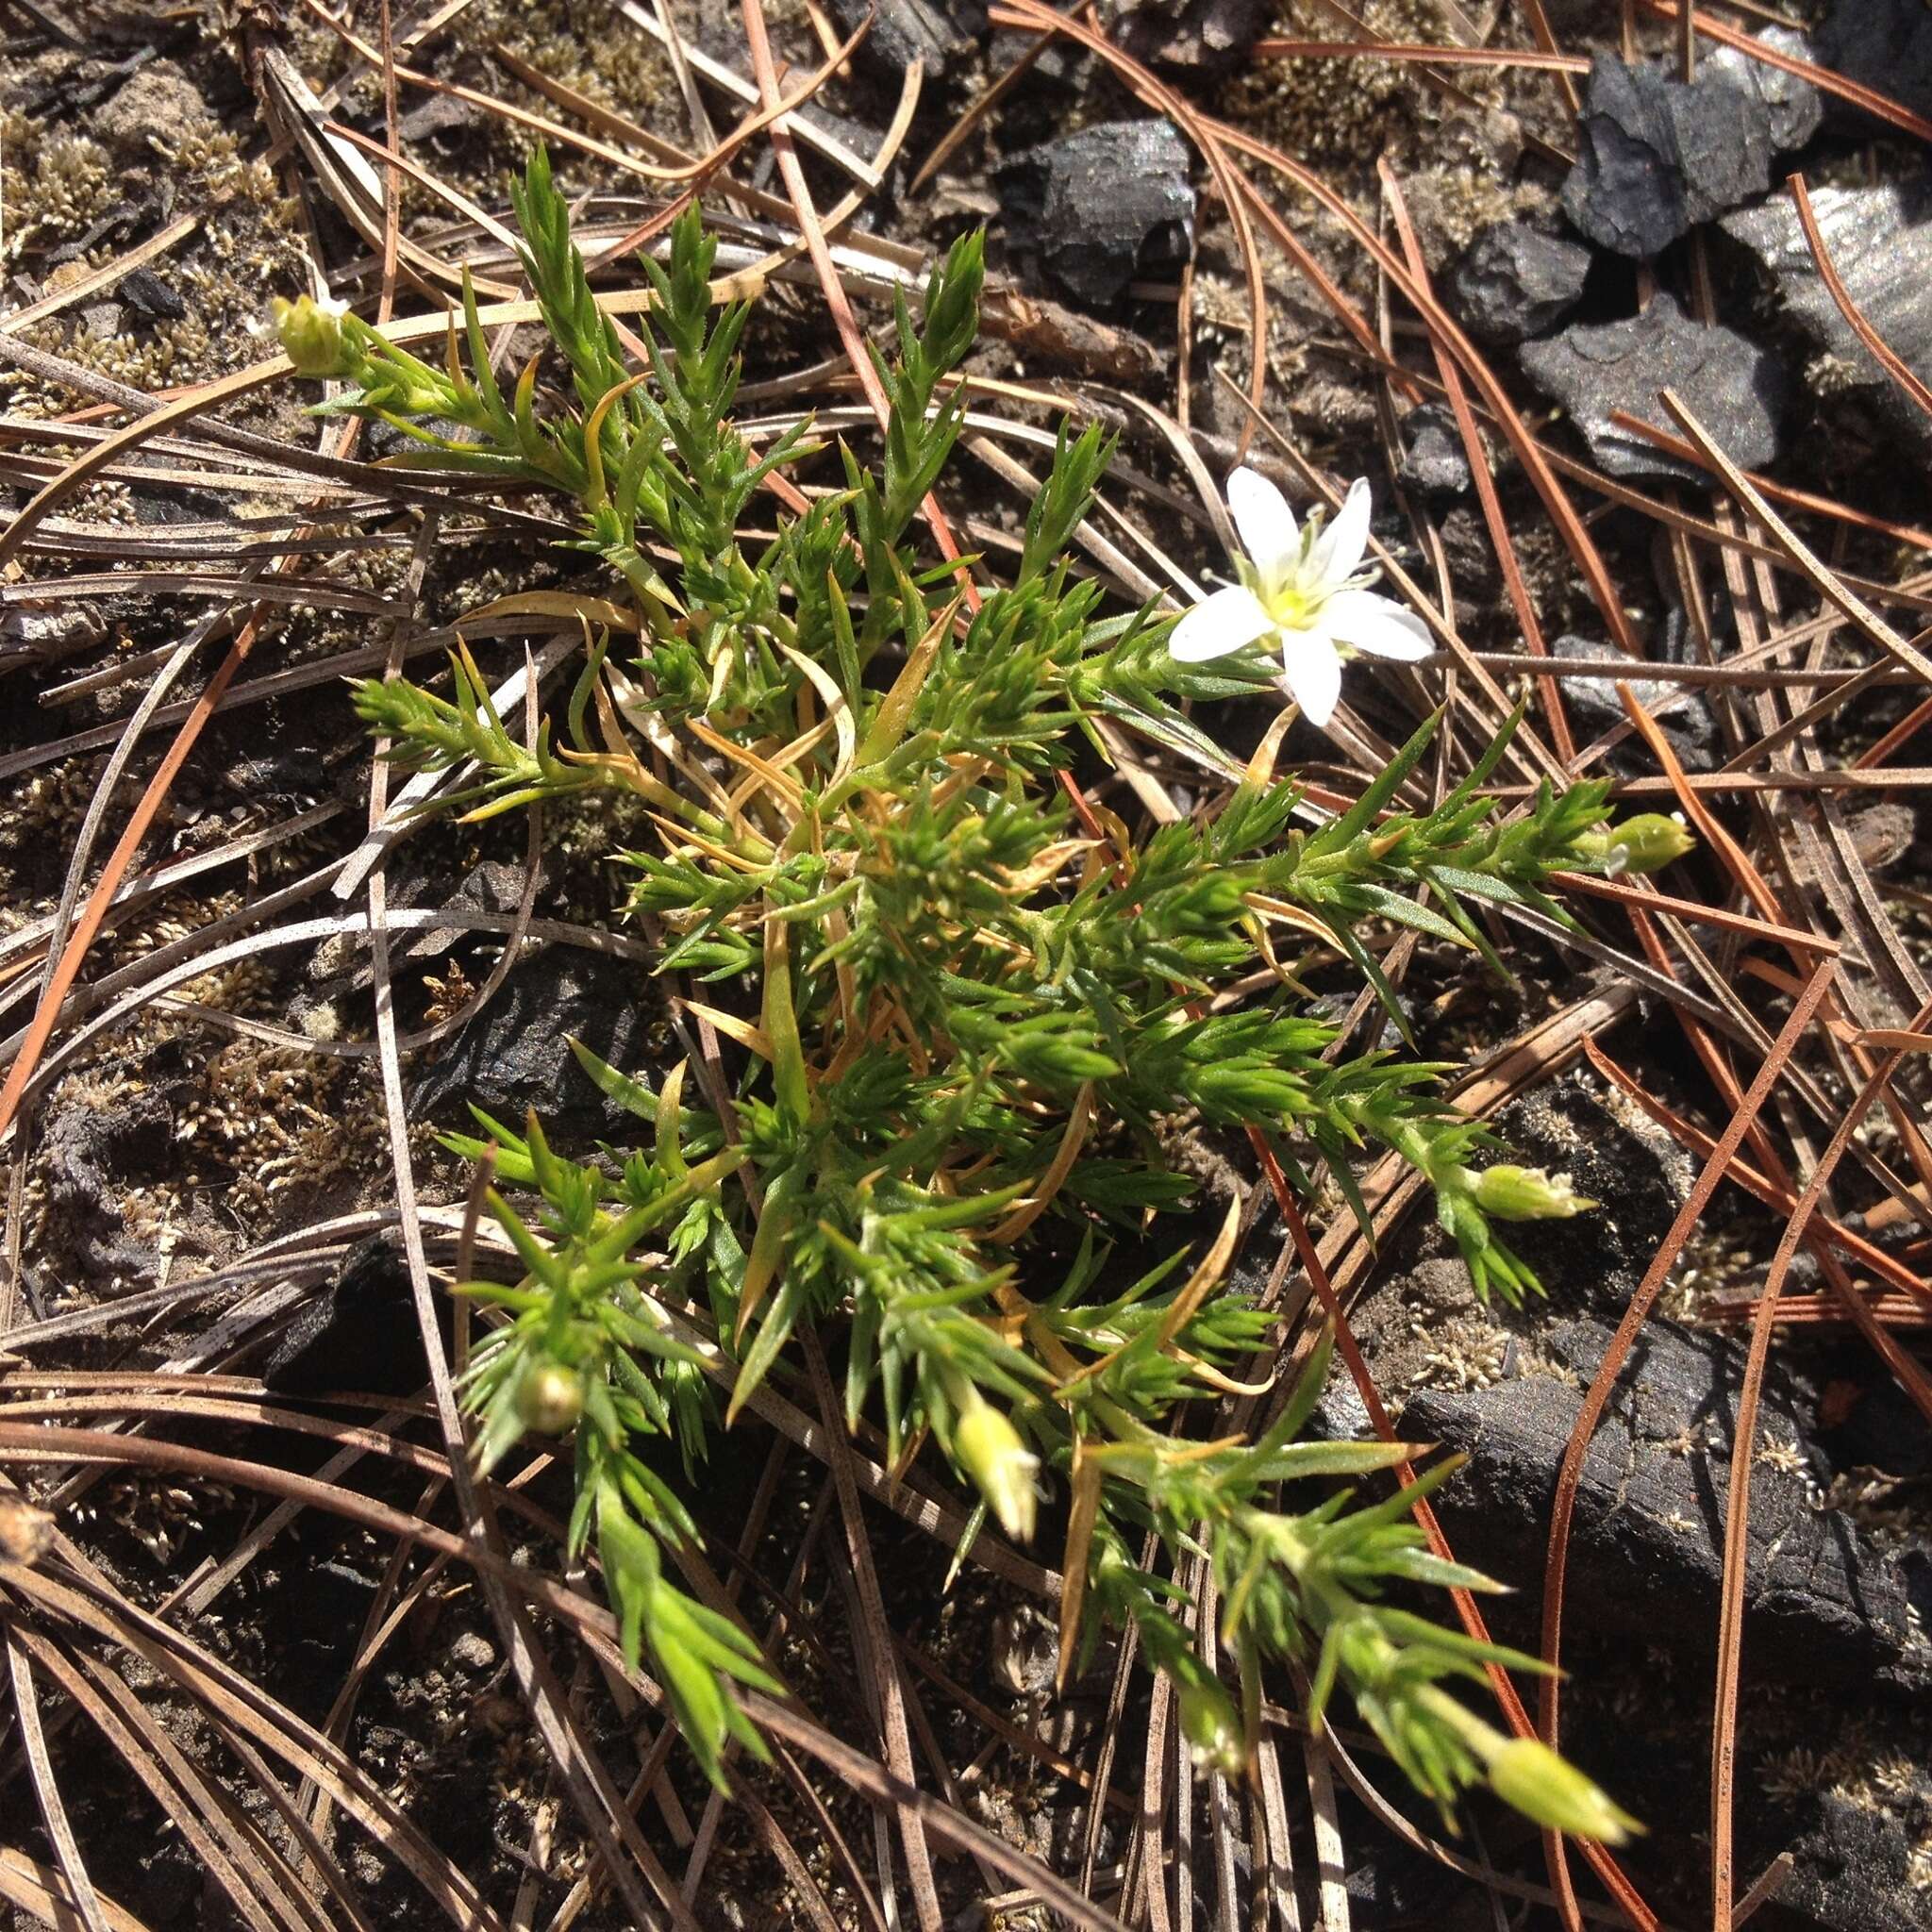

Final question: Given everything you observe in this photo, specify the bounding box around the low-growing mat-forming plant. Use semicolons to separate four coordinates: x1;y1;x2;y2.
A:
275;149;1671;1840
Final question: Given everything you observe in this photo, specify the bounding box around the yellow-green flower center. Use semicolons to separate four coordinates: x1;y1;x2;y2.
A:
1263;580;1324;631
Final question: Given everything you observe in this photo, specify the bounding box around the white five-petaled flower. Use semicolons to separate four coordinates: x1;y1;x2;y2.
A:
1170;468;1433;725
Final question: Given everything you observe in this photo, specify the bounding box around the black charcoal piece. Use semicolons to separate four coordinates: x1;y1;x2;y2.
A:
825;0;974;80
1561;54;1774;258
1707;25;1824;154
1404;1313;1930;1696
1397;403;1473;499
264;1237;449;1397
996;120;1195;308
1723;176;1932;467
1099;0;1268;75
121;265;186;320
1818;0;1932;129
42;1086;173;1287
395;90;477;143
409;944;658;1130
1447;220;1592;346
1518;291;1786;484
1551;633;1719;771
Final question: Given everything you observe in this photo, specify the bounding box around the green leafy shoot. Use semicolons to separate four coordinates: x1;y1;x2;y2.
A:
278;147;1679;1835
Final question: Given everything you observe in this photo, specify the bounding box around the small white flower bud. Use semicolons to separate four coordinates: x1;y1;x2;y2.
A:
273;292;356;378
1574;811;1694;877
952;1398;1040;1543
516;1362;584;1435
1176;1670;1247;1777
1472;1165;1595;1222
1487;1738;1640;1843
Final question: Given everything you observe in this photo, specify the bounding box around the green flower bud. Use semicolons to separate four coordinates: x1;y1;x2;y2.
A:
1487;1738;1641;1843
1175;1666;1247;1778
952;1397;1039;1543
516;1361;584;1435
1573;811;1694;877
1472;1164;1594;1222
273;292;359;379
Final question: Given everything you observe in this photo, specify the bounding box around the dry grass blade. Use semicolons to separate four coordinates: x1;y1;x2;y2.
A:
621;0;885;187
1660;393;1932;688
6;1547;510;1931
1583;1040;1932;1312
1709;1009;1930;1924
1379;160;1575;764
4;1637;114;1932
1592;410;1932;553
18;1631;325;1932
1252;37;1588;70
1295;1678;1351;1932
1788;172;1932;419
1537;966;1836;1926
0;1846;150;1932
796;1327;944;1932
0;1424;1123;1929
0;585;285;1159
0;214;201;338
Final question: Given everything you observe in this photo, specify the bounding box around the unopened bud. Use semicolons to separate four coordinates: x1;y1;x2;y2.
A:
273;292;358;379
1472;1164;1594;1223
516;1361;584;1435
1574;811;1694;877
1175;1667;1247;1778
1487;1738;1640;1843
953;1399;1039;1543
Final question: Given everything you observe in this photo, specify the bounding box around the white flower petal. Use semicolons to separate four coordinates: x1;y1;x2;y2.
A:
1320;589;1434;661
1170;585;1276;662
1226;467;1298;595
1310;477;1373;586
1278;631;1341;726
